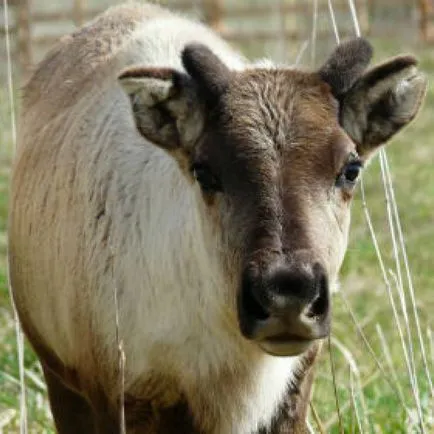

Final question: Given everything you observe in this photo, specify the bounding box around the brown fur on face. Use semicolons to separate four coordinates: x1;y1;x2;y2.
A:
194;68;354;280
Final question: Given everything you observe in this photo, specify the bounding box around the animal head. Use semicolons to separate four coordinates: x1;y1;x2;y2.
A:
119;38;426;357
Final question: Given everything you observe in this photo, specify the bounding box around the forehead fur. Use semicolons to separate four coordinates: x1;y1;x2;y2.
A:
194;68;355;208
217;69;340;153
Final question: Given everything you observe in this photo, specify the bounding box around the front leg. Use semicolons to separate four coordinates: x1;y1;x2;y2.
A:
42;363;96;434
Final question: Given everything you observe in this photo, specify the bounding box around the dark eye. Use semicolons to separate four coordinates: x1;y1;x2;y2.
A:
191;163;222;193
344;162;362;182
336;160;363;188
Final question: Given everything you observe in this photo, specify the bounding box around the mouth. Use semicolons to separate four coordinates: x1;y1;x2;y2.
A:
238;280;329;357
238;290;320;357
257;333;315;357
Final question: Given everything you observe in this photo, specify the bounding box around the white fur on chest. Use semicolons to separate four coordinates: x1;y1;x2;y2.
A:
211;356;301;434
120;295;301;433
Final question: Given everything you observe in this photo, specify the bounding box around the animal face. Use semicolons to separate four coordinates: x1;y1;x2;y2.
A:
194;71;357;356
119;38;426;356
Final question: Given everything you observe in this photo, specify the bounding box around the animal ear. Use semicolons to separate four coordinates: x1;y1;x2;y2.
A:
339;56;427;159
182;43;232;108
118;67;203;151
319;37;373;98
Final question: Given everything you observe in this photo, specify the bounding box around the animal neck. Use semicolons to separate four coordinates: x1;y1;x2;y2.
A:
122;342;321;434
109;134;322;433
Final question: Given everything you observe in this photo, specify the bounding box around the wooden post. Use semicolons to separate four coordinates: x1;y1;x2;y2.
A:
418;0;430;42
16;0;32;74
366;0;375;36
276;0;287;62
358;0;370;36
73;0;86;27
203;0;223;32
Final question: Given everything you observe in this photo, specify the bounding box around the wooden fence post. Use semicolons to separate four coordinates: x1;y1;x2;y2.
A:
73;0;86;27
203;0;223;31
276;0;287;62
358;0;370;36
418;0;430;42
16;0;32;74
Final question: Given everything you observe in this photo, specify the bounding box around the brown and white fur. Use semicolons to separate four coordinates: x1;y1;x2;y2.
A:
8;2;426;433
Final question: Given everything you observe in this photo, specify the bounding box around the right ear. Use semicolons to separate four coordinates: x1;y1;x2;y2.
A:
118;67;204;151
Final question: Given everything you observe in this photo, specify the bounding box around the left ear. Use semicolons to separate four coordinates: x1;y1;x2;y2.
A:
340;56;427;159
319;38;427;160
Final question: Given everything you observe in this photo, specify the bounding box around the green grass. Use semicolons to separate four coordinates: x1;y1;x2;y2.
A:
0;38;433;433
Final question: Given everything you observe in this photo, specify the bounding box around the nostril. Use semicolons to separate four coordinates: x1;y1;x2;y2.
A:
305;271;329;319
305;289;328;318
241;283;270;321
240;271;270;322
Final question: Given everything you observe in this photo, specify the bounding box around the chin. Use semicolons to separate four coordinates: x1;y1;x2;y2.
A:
257;338;315;357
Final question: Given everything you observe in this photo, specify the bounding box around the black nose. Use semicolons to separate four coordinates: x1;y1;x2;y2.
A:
238;262;330;356
267;263;329;317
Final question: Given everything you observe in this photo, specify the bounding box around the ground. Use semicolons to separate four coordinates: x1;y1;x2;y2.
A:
0;37;433;433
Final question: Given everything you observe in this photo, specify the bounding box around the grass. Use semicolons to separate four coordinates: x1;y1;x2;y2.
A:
0;35;433;433
310;40;434;432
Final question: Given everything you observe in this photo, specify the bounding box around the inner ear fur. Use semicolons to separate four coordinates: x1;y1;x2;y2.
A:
118;45;232;152
340;55;427;158
118;66;203;151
